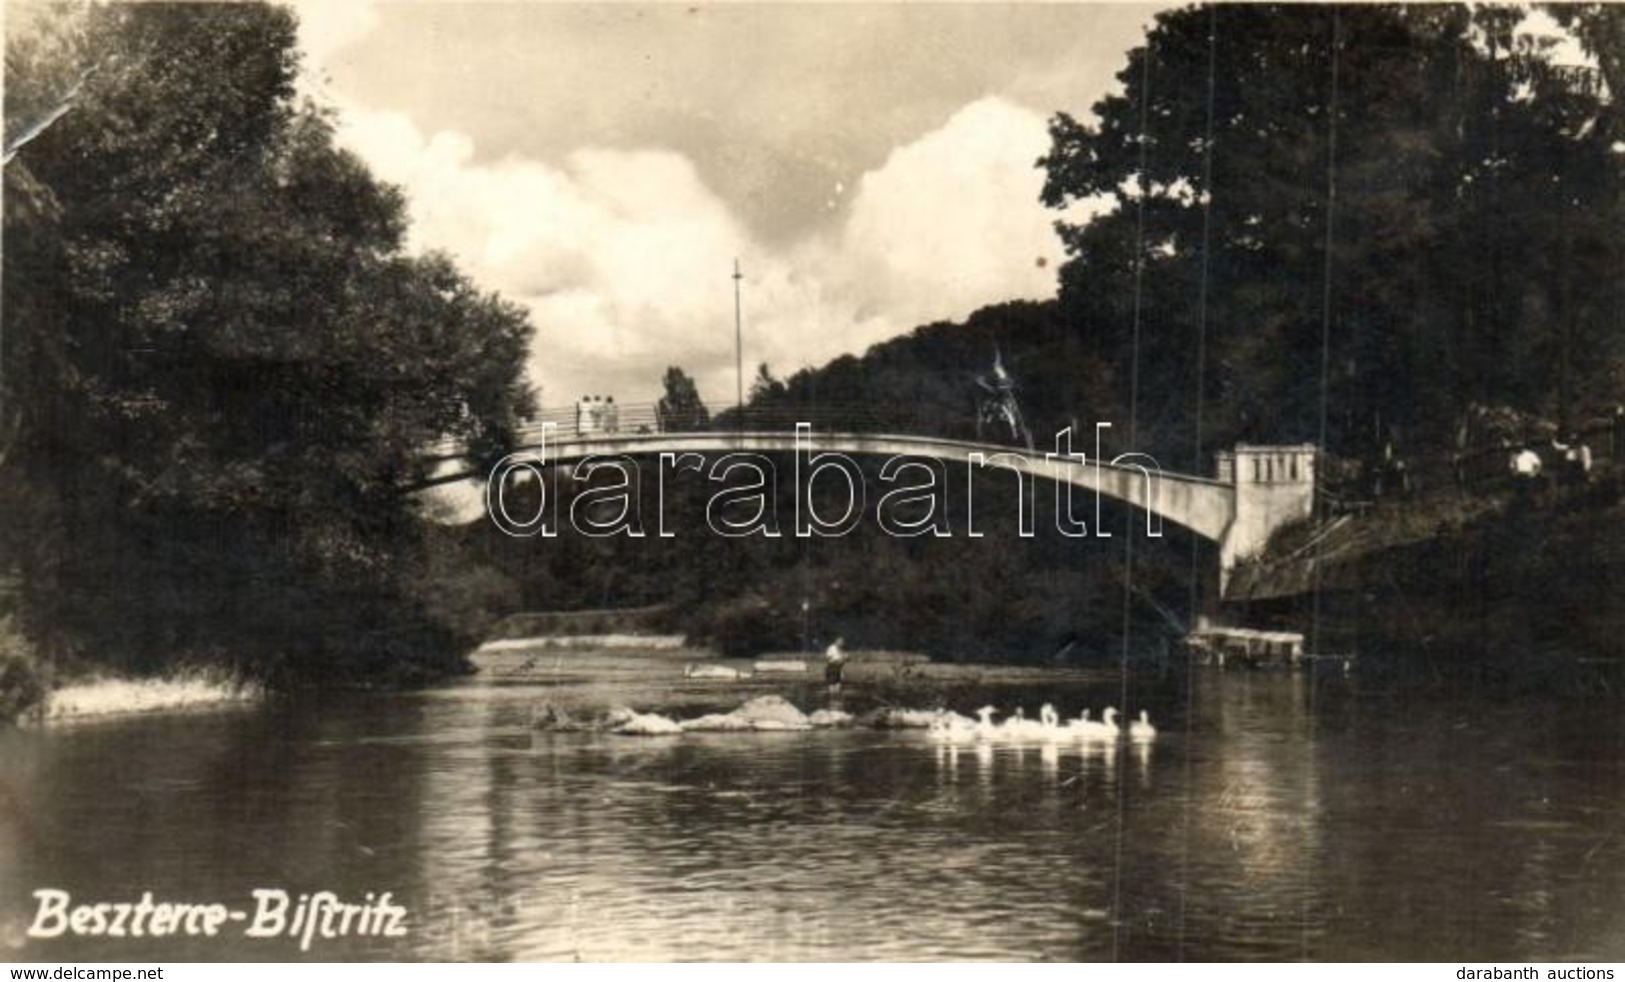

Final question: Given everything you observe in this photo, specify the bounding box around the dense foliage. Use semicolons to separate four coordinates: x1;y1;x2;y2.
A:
1041;4;1624;464
2;4;535;686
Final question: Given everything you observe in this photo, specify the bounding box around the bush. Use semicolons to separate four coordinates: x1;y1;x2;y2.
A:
689;595;801;658
0;620;46;724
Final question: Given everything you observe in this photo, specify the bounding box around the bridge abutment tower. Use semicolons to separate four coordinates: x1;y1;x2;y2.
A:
1215;444;1318;593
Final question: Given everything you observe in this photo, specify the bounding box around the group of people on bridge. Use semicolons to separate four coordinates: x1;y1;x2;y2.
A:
573;395;620;436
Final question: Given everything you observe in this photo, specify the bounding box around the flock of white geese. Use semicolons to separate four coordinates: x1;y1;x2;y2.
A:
928;703;1156;743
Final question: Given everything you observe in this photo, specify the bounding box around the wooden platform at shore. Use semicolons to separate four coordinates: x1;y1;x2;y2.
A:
1184;625;1306;668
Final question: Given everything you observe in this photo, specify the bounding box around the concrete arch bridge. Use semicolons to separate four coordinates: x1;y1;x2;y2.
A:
423;420;1315;595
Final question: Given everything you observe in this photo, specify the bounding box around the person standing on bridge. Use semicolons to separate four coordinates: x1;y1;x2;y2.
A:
824;637;847;695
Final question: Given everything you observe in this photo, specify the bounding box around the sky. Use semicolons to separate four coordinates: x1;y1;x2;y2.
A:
292;1;1162;409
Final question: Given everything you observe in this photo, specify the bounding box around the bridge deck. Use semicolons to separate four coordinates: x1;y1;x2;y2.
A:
428;428;1236;543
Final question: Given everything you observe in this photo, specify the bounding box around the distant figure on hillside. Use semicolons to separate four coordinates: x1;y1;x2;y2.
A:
824;637;847;694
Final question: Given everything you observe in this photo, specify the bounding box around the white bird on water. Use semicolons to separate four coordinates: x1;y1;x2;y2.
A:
1067;707;1115;741
928;708;979;742
988;703;1064;742
1067;707;1094;737
996;705;1030;740
1032;703;1064;741
1128;709;1157;742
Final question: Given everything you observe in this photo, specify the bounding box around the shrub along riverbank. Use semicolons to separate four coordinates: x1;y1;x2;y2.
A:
1227;476;1625;692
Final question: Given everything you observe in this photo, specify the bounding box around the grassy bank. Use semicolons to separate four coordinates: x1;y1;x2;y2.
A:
0;613;264;725
35;672;262;723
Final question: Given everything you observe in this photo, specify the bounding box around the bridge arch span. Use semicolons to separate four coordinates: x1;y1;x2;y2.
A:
426;431;1316;594
475;429;1238;545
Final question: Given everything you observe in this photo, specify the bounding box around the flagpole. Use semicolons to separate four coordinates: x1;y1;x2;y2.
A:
733;259;744;427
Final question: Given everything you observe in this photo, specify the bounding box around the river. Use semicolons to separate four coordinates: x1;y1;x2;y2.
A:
2;653;1622;961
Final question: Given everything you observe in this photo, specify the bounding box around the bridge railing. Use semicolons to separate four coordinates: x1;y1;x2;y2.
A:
426;401;1016;459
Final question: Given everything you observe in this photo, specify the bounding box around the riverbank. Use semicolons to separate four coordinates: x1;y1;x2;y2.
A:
0;667;263;726
1225;474;1625;689
36;672;262;723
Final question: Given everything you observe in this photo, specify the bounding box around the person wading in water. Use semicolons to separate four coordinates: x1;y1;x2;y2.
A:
824;637;847;696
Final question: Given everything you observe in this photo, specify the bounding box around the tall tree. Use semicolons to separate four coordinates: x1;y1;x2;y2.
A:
1039;4;1623;461
2;3;536;683
748;363;788;404
655;366;710;432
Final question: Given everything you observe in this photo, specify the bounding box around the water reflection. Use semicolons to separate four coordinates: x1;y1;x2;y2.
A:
1;671;1622;961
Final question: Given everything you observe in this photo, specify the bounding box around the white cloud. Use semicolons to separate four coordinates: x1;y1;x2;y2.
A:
292;0;380;73
332;94;1079;408
836;97;1065;325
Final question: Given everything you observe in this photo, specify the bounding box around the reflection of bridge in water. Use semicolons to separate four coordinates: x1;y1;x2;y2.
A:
422;403;1317;595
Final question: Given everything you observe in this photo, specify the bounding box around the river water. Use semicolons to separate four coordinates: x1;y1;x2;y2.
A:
2;653;1622;962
